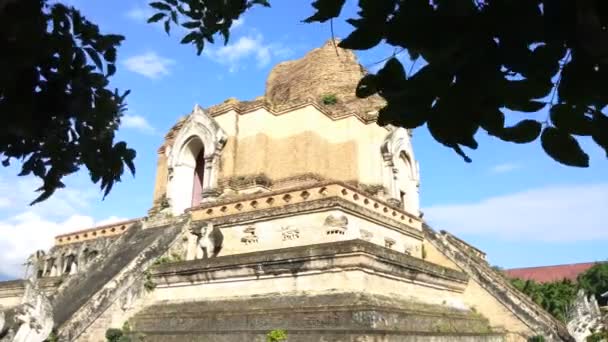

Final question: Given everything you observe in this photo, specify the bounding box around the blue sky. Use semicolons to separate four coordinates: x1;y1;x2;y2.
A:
0;0;606;279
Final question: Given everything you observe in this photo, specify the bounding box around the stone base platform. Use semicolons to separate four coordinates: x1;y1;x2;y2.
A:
129;240;504;342
131;292;501;342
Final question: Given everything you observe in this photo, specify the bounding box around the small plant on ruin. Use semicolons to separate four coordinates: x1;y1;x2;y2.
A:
45;330;59;342
527;335;545;342
321;94;338;105
266;329;288;342
587;328;608;342
153;252;183;266
105;328;124;342
142;270;156;292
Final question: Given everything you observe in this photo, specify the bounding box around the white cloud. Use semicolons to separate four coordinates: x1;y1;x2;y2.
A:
122;114;155;134
205;33;292;72
126;6;152;22
124;52;175;79
232;18;245;30
491;163;522;173
0;176;127;278
424;183;608;242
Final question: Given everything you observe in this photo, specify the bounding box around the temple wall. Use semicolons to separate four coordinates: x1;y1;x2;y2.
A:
222;106;388;186
0;281;24;308
151;153;168;206
150;270;461;306
208;209;422;258
152;106;393;208
423;240;461;270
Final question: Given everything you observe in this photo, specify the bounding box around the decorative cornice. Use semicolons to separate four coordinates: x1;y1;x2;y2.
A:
54;182;422;246
188;181;423;238
158;99;387;155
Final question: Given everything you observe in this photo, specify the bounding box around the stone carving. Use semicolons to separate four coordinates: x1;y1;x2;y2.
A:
360;229;373;241
567;289;605;342
33;237;113;279
324;214;348;235
241;226;258;245
403;242;414;256
0;252;54;342
189;222;224;259
62;252;78;275
384;238;396;249
281;226;299;241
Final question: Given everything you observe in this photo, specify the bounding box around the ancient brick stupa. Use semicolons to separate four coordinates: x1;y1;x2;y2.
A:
0;40;572;342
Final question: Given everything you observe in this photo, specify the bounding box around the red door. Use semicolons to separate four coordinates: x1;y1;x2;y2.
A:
191;150;205;206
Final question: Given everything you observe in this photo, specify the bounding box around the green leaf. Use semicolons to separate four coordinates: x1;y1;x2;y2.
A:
149;2;172;11
591;111;608;157
170;10;178;24
180;31;199;44
303;0;346;23
107;63;116;77
147;12;166;23
84;47;103;71
355;74;378;98
378;100;428;129
549;104;592;136
541;127;589;167
164;20;170;35
182;21;200;29
164;0;178;5
480;108;505;135
338;24;382;50
496;119;542;143
505;100;546;113
376;57;407;93
252;0;271;7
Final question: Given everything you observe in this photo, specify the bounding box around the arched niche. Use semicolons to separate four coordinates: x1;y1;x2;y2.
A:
380;127;420;216
166;105;227;215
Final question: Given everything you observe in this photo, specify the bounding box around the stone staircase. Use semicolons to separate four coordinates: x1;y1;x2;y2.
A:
52;217;187;341
423;224;574;342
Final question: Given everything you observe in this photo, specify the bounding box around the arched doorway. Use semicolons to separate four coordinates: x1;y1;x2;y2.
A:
170;136;206;213
396;151;419;214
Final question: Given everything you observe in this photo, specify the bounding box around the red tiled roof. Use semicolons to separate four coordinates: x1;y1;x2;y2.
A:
504;262;602;283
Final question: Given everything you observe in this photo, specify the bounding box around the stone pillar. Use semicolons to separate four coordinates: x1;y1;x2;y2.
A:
201;154;221;202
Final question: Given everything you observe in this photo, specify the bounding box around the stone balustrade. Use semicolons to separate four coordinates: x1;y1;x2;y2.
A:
54;219;140;245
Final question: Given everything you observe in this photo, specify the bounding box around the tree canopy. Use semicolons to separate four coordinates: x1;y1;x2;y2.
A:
2;0;608;202
1;0;135;204
507;262;608;322
151;0;608;166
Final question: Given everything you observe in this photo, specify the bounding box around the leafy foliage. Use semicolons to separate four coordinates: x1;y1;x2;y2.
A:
586;328;608;342
152;252;183;265
508;262;608;322
577;263;608;306
143;269;156;292
105;328;124;342
527;335;546;342
105;321;135;342
146;0;270;55
266;329;288;342
510;277;578;322
0;0;135;204
149;0;608;166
